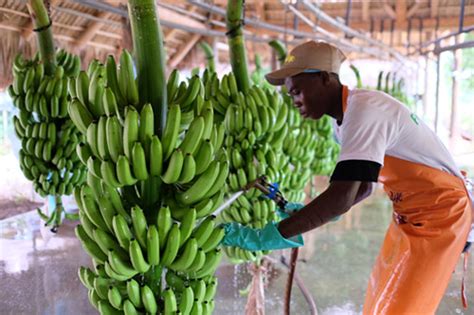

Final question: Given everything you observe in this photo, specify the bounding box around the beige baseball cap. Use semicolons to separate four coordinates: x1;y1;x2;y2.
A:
265;40;346;86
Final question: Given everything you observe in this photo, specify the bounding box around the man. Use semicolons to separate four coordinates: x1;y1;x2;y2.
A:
223;41;473;314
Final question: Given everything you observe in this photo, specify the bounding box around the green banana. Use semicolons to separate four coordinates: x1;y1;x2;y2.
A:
147;225;160;265
112;214;132;250
191;249;222;279
149;135;163;176
192;216;215;247
194;140;214;175
139;103;154;146
178;285;194;315
161;223;181;266
169;237;198;271
141;284;158;314
75;225;107;263
131;206;147;249
106;116;123;163
126;279;142;308
107;250;138;279
157;206;172;249
177;161;220;205
123;107;139;159
107;285;123;310
129;239;150;273
201;226;225;252
163;287;177;315
179;116;204;155
162;104;181;160
178;153;196;184
116;155;138;186
100;160;122;188
131;142;148;181
187;248;206;273
118;50;139;106
68;98;93;134
178;208;197;247
123;300;138;315
161;149;184;184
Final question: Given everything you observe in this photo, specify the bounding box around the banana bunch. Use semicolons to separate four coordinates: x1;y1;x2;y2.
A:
71;51;228;314
76;196;223;314
79;264;218;314
8;50;85;229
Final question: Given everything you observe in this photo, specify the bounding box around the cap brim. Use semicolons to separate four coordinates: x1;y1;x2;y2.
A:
265;67;307;86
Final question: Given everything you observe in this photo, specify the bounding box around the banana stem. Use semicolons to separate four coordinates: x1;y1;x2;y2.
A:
199;41;216;73
268;40;287;65
128;0;167;137
145;265;162;294
54;195;62;227
128;0;166;209
226;0;250;93
28;0;56;75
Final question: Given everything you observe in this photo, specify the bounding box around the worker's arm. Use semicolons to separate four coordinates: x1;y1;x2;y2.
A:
278;180;372;238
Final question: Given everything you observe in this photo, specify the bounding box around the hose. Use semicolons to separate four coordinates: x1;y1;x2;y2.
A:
284;247;299;315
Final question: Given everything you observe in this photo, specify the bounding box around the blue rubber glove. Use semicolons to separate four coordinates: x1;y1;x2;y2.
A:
221;221;304;251
277;202;341;222
277;202;304;219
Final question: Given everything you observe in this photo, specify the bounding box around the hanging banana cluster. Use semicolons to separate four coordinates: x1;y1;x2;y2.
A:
70;51;225;314
8;50;85;227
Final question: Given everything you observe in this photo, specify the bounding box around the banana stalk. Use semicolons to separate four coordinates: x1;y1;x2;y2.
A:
226;0;250;93
268;39;287;65
199;41;216;73
350;64;362;88
128;0;167;207
28;0;56;75
128;0;167;134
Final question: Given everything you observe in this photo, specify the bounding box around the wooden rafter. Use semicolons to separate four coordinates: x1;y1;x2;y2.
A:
383;3;396;19
73;11;112;50
169;33;201;68
407;3;422;19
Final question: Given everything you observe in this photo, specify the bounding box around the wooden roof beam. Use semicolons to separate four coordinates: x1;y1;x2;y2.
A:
158;6;206;32
169;33;201;68
383;3;396;19
73;11;112;51
407;2;422;19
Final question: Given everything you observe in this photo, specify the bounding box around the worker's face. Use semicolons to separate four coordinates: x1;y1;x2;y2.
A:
285;73;330;120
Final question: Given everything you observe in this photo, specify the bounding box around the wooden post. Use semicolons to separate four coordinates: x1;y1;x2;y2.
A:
449;36;462;148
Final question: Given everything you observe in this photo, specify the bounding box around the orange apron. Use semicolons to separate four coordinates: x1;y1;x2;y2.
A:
363;155;472;315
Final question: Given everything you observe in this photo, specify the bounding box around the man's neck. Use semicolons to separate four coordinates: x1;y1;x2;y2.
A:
327;83;344;123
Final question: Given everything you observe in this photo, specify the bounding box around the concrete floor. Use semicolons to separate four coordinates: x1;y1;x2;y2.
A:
0;190;472;315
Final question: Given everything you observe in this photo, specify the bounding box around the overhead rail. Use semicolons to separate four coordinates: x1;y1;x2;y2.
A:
300;0;407;63
187;0;392;60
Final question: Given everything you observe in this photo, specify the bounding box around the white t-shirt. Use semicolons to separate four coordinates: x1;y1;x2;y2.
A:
333;88;462;179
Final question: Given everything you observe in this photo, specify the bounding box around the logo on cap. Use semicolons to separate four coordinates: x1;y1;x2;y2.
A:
284;54;295;64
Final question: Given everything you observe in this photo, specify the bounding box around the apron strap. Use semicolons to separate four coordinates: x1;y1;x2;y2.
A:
461;251;469;309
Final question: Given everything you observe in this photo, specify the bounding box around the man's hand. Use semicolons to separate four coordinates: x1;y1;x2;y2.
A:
221;221;304;251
